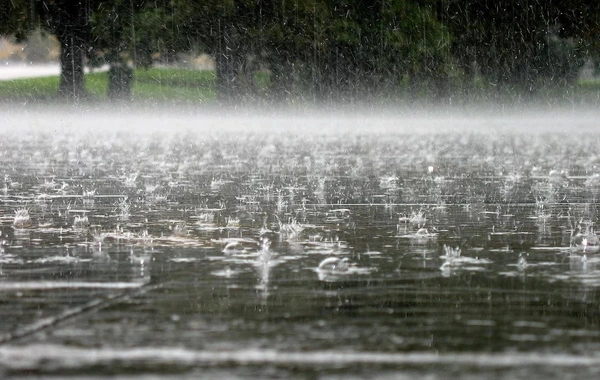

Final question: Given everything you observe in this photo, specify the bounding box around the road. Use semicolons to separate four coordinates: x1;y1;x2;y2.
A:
0;62;60;80
0;62;107;80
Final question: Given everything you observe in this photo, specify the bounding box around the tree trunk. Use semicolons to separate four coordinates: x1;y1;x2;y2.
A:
35;0;92;102
216;52;239;104
55;18;87;101
215;19;241;104
270;57;294;102
108;62;133;101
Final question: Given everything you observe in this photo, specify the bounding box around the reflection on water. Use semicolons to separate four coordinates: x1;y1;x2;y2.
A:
2;122;600;377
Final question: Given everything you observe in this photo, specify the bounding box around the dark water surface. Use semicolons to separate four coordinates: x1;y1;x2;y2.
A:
1;111;600;378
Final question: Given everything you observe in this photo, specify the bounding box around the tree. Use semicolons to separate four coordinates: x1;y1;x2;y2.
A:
3;0;599;104
253;0;451;102
0;1;96;101
0;1;32;39
88;0;148;100
440;0;596;98
36;0;97;100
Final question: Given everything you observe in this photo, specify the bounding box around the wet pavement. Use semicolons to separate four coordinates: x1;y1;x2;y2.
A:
1;114;600;378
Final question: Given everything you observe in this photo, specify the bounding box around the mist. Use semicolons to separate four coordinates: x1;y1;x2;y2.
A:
1;103;599;136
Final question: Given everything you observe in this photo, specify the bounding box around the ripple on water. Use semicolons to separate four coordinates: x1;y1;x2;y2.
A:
2;344;600;374
0;281;144;290
4;125;600;369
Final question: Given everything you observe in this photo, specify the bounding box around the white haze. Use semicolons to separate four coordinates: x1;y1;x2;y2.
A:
0;104;598;136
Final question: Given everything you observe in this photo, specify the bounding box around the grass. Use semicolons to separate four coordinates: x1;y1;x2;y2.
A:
0;76;61;101
135;68;216;88
0;67;218;104
1;66;600;106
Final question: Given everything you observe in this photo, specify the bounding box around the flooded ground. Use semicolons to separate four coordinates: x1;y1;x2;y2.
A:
1;110;600;378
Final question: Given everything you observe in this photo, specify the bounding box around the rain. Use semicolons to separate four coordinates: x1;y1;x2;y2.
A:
2;1;600;379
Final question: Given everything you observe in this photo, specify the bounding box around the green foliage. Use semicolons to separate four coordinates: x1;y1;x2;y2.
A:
0;0;35;40
441;0;594;94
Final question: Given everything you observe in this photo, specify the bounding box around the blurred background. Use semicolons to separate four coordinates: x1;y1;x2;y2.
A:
1;1;599;106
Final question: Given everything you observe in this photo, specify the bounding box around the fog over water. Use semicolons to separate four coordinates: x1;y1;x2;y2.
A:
2;105;599;135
